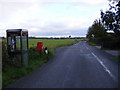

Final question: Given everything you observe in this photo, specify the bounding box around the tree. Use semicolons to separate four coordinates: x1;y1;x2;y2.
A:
100;1;120;36
69;35;71;38
87;19;106;39
86;19;107;44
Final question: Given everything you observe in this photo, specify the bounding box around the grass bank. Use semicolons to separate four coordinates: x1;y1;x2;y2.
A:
87;41;100;46
29;39;80;48
87;41;120;62
2;39;80;87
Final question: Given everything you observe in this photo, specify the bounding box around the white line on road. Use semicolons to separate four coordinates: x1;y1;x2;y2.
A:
83;43;117;82
86;46;89;50
84;44;90;50
91;52;117;82
84;45;117;82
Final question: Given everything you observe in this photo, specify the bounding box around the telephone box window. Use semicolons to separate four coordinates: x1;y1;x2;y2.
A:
6;29;29;67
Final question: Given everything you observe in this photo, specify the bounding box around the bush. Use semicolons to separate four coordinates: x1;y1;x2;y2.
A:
2;41;23;71
101;37;120;49
89;35;120;50
89;37;102;45
2;41;10;72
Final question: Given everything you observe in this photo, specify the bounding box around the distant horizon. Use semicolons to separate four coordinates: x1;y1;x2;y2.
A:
0;35;86;38
32;35;86;38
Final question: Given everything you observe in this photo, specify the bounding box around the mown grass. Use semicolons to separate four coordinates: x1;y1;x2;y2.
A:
2;39;80;87
87;41;100;46
29;39;80;48
28;39;81;57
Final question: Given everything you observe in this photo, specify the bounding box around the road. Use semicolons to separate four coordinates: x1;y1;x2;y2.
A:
6;41;118;88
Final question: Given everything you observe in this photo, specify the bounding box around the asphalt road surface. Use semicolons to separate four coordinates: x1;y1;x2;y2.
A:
6;41;118;88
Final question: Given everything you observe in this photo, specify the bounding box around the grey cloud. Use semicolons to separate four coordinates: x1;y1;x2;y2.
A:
0;2;32;22
29;28;87;37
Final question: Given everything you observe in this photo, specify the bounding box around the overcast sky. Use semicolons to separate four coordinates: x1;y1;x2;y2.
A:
0;0;110;37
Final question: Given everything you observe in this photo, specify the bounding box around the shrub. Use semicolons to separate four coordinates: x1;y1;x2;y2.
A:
2;41;10;72
101;37;120;49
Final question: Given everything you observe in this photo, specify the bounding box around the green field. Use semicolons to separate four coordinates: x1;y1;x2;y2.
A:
0;39;2;42
2;39;81;87
29;39;80;48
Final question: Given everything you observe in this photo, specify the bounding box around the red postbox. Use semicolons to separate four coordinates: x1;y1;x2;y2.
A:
37;42;43;51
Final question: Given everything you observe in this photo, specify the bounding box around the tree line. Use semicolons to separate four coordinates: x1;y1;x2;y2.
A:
86;0;120;49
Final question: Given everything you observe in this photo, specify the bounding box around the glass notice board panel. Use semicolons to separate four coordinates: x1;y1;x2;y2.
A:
16;36;21;50
22;36;27;50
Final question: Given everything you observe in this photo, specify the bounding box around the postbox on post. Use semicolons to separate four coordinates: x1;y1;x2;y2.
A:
6;29;28;67
37;42;43;51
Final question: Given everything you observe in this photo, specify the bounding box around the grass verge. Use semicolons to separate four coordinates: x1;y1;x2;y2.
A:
2;39;80;87
87;41;100;46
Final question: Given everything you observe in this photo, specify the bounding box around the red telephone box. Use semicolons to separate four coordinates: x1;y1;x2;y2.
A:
37;42;43;51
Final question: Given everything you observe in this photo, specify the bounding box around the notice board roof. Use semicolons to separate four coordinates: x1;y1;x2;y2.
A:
6;29;28;33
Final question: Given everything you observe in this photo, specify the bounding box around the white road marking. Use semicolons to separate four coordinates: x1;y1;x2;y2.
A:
83;43;117;82
86;47;89;50
83;44;90;50
91;52;117;82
